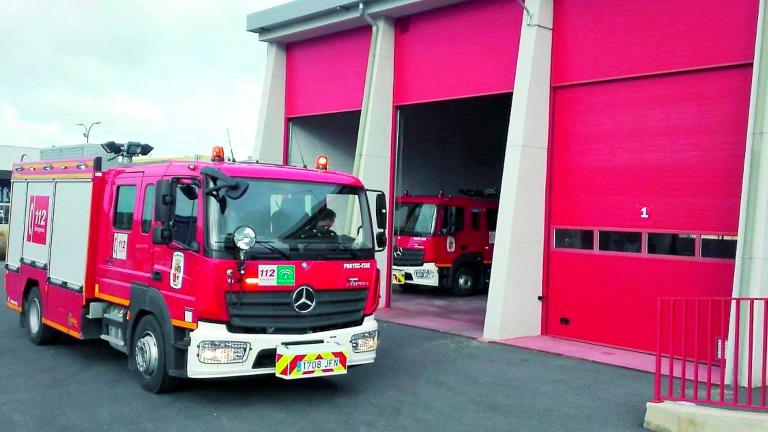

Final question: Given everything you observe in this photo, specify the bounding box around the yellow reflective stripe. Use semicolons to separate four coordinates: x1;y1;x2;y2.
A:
42;318;81;339
276;355;291;374
171;319;197;330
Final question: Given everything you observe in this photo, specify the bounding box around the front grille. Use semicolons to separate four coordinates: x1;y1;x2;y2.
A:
226;289;367;334
393;248;425;266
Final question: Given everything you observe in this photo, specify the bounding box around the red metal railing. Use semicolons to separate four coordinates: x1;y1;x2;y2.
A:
654;297;768;411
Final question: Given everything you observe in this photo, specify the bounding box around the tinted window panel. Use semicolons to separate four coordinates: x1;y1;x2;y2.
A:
441;206;465;233
647;233;695;256
172;183;198;247
554;229;594;250
141;185;155;233
471;209;481;230
598;231;641;253
486;209;498;231
113;185;136;230
701;235;737;259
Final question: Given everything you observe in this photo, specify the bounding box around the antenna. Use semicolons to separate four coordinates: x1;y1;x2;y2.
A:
289;122;308;168
226;128;236;162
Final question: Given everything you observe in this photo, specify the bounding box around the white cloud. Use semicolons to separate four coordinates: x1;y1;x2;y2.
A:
0;102;68;148
0;0;289;159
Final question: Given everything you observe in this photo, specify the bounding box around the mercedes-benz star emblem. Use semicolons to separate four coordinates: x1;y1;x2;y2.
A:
394;247;403;258
292;286;316;314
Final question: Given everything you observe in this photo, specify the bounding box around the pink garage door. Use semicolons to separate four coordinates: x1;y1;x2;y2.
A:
393;0;522;105
285;27;371;118
545;0;758;353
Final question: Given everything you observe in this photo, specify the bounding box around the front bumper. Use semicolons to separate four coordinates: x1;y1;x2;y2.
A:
186;316;378;379
392;262;441;287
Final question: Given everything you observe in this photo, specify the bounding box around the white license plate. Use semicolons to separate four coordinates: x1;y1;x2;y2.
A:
276;343;348;379
299;357;341;373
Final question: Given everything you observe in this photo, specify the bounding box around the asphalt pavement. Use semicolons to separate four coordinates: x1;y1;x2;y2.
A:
0;275;651;432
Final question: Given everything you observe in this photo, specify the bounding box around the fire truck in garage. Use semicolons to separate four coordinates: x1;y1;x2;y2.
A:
391;192;498;296
3;145;386;392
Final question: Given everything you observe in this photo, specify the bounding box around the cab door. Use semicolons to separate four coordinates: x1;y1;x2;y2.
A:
150;176;202;325
95;172;145;301
134;178;158;276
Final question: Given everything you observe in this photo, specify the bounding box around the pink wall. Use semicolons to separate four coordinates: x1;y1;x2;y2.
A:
552;0;759;86
285;27;371;118
393;0;522;105
549;65;753;233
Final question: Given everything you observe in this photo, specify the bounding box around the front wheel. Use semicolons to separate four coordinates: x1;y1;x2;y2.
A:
132;315;177;393
25;286;58;345
451;266;478;296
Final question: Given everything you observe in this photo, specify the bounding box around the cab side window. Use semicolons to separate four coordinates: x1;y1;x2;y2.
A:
471;209;481;231
486;209;498;231
171;183;198;248
113;185;137;231
141;185;155;234
441;206;465;233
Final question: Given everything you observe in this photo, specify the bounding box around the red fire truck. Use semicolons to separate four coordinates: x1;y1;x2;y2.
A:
391;192;498;296
4;144;386;392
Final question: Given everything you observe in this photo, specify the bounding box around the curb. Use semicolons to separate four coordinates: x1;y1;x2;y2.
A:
644;401;768;432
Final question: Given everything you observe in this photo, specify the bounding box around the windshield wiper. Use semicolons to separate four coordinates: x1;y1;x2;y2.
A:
247;240;291;260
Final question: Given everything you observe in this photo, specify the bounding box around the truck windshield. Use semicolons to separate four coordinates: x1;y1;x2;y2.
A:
394;202;437;237
206;178;374;260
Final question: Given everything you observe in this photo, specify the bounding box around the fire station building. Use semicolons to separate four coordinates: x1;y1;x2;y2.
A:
247;0;768;356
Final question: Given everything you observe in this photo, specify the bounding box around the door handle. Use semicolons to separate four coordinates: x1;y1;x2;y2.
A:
152;271;162;282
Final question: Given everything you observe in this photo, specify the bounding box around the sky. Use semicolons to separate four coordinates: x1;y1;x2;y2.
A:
0;0;290;159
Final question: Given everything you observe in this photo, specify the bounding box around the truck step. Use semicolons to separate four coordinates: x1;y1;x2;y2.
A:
100;334;125;347
103;312;125;324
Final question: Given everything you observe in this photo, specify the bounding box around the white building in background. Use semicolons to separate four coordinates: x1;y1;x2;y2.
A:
0;145;39;223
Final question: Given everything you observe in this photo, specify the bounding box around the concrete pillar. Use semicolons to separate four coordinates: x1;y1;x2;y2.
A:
727;0;767;387
353;17;395;308
253;43;287;163
483;0;553;340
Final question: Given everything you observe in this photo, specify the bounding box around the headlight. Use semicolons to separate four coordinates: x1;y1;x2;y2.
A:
198;341;250;364
351;330;378;353
232;226;256;250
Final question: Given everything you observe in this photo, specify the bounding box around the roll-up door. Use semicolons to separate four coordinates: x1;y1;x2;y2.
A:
393;0;522;106
545;0;759;353
285;27;371;118
6;181;28;270
48;181;92;289
22;181;54;268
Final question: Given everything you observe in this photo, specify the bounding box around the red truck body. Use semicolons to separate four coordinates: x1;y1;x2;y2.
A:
4;156;383;391
391;194;498;296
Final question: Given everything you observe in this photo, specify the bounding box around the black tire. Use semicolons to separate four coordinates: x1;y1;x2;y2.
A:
451;265;478;296
131;315;177;393
25;286;58;345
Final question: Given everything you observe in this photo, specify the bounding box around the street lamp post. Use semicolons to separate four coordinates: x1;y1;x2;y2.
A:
77;121;101;144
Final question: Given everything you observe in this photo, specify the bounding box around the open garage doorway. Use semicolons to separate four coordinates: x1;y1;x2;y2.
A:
287;111;360;173
382;93;511;338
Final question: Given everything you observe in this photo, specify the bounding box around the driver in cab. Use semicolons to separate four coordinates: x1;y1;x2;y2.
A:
299;208;338;240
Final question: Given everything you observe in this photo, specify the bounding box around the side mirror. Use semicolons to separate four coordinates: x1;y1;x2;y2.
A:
375;192;387;230
152;226;172;245
376;231;387;250
155;180;174;224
